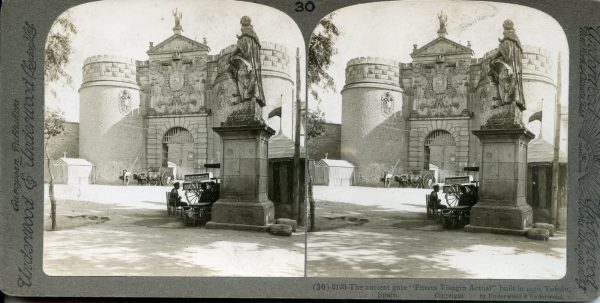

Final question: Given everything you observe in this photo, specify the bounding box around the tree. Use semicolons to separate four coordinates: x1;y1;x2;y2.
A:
45;14;78;86
306;14;340;231
304;108;327;140
44;13;76;231
308;13;340;103
44;109;65;231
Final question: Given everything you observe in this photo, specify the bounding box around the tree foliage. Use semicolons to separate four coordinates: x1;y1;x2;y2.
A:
303;108;327;140
45;15;77;85
44;108;66;140
308;13;340;102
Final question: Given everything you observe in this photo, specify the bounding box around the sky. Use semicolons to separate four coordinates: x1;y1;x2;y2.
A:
45;0;305;122
310;1;570;123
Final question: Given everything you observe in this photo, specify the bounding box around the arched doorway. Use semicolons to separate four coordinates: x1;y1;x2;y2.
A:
162;127;194;179
424;130;456;182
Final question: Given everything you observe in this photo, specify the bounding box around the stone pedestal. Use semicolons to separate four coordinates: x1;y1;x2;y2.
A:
205;124;275;231
465;128;534;234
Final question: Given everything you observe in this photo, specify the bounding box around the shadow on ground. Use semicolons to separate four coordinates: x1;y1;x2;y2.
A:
307;199;566;279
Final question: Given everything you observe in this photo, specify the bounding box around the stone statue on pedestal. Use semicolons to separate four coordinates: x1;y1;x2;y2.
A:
172;9;183;34
437;11;448;37
483;19;526;129
467;19;534;234
229;16;266;107
488;19;526;111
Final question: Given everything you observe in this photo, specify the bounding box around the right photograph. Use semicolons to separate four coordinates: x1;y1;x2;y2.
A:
306;1;568;279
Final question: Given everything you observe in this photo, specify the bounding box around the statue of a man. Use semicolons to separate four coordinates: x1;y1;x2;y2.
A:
488;19;526;110
437;10;448;36
228;16;266;107
173;9;182;28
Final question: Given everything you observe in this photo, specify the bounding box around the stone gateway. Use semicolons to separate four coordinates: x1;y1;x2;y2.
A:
78;12;297;183
339;12;561;187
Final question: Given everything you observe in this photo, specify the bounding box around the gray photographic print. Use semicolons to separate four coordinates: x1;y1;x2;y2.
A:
41;0;306;277
306;1;568;281
2;0;600;300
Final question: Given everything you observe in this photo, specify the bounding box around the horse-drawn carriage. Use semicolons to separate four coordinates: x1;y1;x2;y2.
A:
394;170;436;188
133;167;175;186
440;176;479;228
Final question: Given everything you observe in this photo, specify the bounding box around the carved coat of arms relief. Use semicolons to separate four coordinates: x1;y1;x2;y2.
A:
381;92;394;117
118;90;132;115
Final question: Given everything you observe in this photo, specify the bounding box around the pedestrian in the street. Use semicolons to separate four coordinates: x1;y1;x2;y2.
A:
122;169;131;186
383;171;392;188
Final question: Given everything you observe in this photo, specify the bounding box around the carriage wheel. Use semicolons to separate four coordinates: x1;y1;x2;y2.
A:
185;182;202;204
445;184;461;207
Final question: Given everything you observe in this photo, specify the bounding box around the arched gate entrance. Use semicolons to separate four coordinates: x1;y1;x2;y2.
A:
424;130;457;182
162;127;194;179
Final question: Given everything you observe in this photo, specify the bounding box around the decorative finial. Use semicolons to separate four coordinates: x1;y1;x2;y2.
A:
203;37;207;44
437;10;448;37
172;8;183;35
413;44;417;50
467;40;472;48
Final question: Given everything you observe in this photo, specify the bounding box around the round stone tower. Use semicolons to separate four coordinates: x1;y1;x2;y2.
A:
79;55;144;183
341;57;406;185
259;42;293;138
521;45;557;141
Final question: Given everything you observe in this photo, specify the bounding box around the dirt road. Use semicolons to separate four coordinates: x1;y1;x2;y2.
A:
306;186;566;279
43;184;304;277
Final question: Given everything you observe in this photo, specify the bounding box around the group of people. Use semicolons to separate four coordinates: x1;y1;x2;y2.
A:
428;183;478;210
169;181;219;208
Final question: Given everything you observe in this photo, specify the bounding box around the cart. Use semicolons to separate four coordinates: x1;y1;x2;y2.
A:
441;176;478;229
405;170;436;188
180;172;220;226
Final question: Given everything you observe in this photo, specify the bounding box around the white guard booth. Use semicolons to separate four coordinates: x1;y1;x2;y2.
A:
55;158;94;185
314;159;355;187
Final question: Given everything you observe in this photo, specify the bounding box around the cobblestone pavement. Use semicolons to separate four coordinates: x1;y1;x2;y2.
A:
43;184;304;277
306;186;566;279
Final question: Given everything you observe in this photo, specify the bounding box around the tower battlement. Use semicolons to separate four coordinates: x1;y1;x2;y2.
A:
345;56;400;86
82;55;138;86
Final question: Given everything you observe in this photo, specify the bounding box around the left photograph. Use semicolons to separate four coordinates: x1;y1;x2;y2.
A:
43;0;306;276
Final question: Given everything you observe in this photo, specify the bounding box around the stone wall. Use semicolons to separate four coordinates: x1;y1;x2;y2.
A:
146;115;209;172
345;57;399;86
80;55;144;184
82;55;138;84
308;122;341;160
45;122;79;159
407;118;470;173
341;57;406;185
